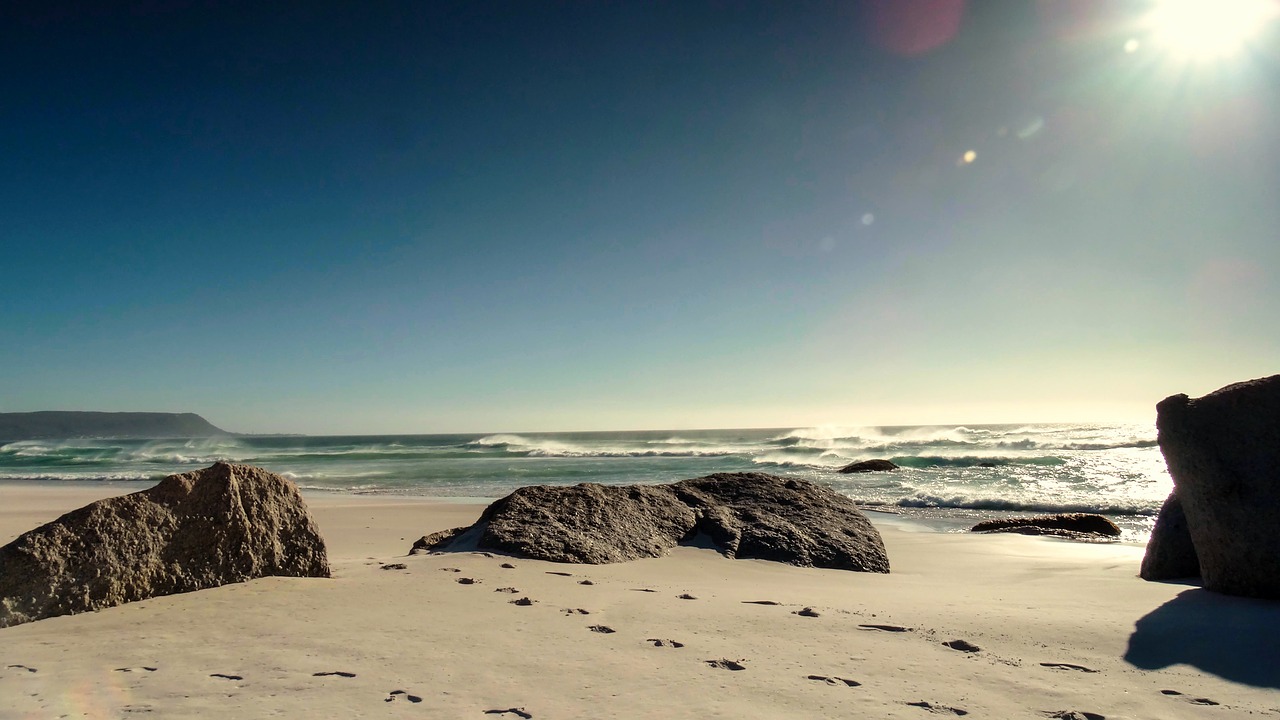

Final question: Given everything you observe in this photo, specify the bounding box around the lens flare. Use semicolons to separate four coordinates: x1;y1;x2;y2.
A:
1145;0;1278;60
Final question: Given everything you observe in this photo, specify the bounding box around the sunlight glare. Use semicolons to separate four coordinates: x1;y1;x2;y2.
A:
1145;0;1277;60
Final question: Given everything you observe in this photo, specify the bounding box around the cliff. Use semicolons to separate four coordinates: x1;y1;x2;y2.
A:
0;411;229;441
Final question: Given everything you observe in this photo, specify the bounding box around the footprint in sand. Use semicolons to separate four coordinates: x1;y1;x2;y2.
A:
456;577;481;585
646;638;685;648
1042;711;1105;720
209;673;243;681
1161;690;1219;706
793;607;821;617
6;665;38;673
440;567;462;573
906;700;968;716
510;597;536;606
114;667;158;673
380;563;407;571
385;690;422;703
942;640;980;653
313;671;357;678
588;625;615;634
859;624;913;632
1039;662;1098;673
677;593;697;600
806;675;861;687
563;608;590;615
495;587;520;594
485;708;533;718
705;658;747;671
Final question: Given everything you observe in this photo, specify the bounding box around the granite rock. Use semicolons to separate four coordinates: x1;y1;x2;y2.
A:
416;472;889;573
0;462;330;628
970;513;1121;539
837;459;899;473
1139;492;1200;581
1153;375;1280;598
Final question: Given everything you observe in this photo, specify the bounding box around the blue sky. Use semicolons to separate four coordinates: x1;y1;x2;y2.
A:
3;1;1277;434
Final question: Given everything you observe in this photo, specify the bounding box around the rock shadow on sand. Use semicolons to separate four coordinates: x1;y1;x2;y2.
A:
1124;588;1280;688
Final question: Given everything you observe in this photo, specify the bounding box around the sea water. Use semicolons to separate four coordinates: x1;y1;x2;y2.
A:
0;424;1169;541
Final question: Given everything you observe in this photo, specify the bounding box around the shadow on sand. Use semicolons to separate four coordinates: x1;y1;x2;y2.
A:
1125;587;1280;689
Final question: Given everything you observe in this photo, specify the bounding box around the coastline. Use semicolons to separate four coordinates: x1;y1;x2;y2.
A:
0;477;1157;546
4;482;1278;718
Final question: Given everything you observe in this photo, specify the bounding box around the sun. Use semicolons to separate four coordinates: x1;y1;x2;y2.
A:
1143;0;1278;60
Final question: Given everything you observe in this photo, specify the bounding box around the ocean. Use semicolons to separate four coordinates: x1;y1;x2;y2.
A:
0;423;1169;542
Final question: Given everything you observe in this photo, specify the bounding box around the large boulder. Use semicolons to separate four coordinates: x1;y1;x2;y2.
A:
1152;375;1280;598
414;472;890;573
462;483;698;564
1139;493;1200;581
970;513;1121;540
0;462;330;628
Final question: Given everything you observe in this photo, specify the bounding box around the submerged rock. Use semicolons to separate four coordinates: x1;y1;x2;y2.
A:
0;462;330;628
970;513;1121;539
1139;492;1199;581
415;472;889;573
837;459;899;474
1151;375;1280;598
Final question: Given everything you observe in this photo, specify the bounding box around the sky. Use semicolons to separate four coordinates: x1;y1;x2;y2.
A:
2;0;1278;435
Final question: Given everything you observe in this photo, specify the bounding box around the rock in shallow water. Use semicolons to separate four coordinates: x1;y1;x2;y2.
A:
970;513;1121;539
414;472;889;573
1150;374;1280;598
0;462;330;628
836;459;899;473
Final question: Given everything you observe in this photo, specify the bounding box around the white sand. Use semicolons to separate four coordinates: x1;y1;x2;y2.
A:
2;485;1277;719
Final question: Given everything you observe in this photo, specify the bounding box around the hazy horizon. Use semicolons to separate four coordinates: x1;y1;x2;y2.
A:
3;403;1170;437
4;2;1276;437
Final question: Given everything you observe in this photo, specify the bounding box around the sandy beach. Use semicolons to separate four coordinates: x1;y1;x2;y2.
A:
2;484;1277;719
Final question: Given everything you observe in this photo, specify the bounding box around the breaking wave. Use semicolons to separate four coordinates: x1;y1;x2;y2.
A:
888;493;1158;516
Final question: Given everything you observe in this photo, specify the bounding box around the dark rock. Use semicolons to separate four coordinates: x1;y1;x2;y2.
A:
970;513;1121;538
1154;375;1280;598
837;459;899;473
1139;493;1199;581
0;462;329;628
674;474;890;571
416;473;890;573
469;483;696;564
410;526;467;554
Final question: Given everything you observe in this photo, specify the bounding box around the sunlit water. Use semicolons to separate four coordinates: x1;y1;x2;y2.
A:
0;424;1169;542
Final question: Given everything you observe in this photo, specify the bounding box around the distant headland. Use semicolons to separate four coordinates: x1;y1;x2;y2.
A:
0;412;230;442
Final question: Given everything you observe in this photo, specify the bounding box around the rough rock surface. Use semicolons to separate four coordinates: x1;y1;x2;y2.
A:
1152;375;1280;598
1139;493;1200;581
462;483;697;565
837;459;899;473
0;462;330;628
415;473;889;573
970;513;1121;539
